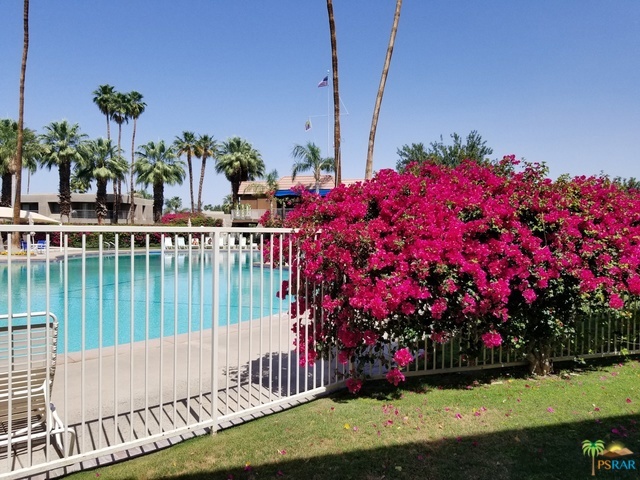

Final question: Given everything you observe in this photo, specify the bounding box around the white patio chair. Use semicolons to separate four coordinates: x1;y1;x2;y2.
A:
163;236;174;250
176;236;188;250
0;312;76;457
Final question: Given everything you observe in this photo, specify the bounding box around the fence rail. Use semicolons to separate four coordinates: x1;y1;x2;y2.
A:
0;224;639;479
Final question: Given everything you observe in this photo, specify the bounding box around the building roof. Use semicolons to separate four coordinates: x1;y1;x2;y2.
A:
239;175;363;198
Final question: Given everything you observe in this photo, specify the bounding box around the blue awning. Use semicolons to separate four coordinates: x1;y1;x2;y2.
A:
274;188;331;197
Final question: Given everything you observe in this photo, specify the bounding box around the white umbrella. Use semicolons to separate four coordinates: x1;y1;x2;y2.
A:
0;206;60;224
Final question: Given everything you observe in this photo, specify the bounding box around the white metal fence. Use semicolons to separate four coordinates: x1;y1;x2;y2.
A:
0;224;639;479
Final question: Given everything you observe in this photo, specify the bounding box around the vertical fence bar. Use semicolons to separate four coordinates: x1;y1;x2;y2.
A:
236;242;243;411
80;234;87;453
130;235;136;441
258;234;265;403
268;233;274;402
113;234;120;443
248;237;254;408
198;234;205;421
98;235;104;450
287;234;293;395
145;235;150;431
159;234;165;433
211;231;221;433
45;234;52;460
187;235;193;424
173;234;179;428
25;236;33;466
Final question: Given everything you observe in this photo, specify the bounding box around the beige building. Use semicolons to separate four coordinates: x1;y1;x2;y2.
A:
20;193;155;224
236;175;362;224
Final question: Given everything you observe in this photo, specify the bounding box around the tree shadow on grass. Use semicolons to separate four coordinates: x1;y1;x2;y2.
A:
159;413;639;480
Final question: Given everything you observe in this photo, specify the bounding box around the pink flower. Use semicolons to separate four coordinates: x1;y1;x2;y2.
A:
430;331;448;344
386;368;406;386
338;350;351;365
547;407;554;413
609;294;624;309
481;331;502;349
346;377;363;394
363;330;378;345
522;288;537;304
393;347;414;368
626;398;632;403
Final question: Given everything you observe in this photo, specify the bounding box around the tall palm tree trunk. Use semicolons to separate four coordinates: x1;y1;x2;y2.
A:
59;161;71;223
231;179;241;208
197;157;207;213
153;181;164;223
326;0;341;187
114;124;123;223
96;178;108;225
365;0;402;180
129;118;137;223
188;154;194;213
11;0;29;242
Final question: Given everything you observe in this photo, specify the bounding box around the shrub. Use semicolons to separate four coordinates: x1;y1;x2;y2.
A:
275;157;640;389
161;212;223;227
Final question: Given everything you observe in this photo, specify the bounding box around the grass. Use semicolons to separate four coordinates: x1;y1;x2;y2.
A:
68;357;640;480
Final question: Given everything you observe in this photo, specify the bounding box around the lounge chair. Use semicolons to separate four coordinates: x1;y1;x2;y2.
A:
0;312;75;457
176;236;188;250
163;236;174;250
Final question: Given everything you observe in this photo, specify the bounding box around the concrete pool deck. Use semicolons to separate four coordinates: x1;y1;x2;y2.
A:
2;313;339;479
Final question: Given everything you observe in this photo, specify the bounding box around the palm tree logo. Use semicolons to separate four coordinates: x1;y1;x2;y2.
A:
582;439;605;476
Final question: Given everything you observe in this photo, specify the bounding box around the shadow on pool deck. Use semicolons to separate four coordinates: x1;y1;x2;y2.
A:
2;315;342;479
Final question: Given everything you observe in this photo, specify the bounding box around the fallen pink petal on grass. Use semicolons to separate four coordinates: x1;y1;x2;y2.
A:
626;398;632;403
547;407;555;413
455;413;462;419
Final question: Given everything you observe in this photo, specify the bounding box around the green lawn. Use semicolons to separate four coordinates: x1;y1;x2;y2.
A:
68;357;640;480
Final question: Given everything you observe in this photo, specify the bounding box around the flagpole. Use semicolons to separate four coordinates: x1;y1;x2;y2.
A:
327;69;330;160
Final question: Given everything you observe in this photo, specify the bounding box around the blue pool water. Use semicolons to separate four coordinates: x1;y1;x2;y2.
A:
0;251;289;352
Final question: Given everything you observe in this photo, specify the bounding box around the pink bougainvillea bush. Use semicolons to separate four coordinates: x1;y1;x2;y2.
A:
269;157;640;388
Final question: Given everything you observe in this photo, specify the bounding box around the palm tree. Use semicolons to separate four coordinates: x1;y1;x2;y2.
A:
365;0;403;180
134;140;185;223
0;119;40;205
75;138;127;224
164;196;182;214
216;137;265;207
173;131;197;213
582;439;605;476
326;0;341;186
110;91;129;223
92;84;116;140
126;91;146;223
10;0;30;235
194;134;218;213
291;141;335;194
40;121;86;223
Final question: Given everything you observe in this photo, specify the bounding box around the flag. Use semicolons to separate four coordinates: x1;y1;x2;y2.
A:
317;75;328;88
305;119;312;131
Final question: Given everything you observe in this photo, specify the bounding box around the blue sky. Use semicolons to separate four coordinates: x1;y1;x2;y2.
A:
1;1;639;207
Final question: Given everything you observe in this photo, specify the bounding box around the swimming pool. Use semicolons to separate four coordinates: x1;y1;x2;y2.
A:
0;251;289;352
